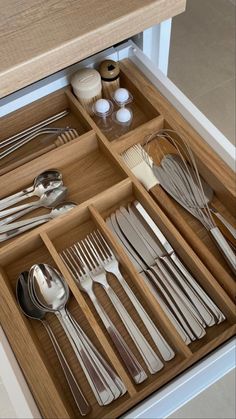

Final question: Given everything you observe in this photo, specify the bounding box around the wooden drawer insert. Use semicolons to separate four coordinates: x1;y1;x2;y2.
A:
0;59;235;419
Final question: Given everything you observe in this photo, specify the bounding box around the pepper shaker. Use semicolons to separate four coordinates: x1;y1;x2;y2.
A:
71;68;102;115
99;60;120;99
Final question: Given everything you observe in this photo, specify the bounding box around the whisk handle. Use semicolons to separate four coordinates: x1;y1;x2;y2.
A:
210;227;236;275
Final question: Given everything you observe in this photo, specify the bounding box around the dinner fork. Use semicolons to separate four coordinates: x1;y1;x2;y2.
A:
88;230;175;362
61;248;147;384
75;240;164;374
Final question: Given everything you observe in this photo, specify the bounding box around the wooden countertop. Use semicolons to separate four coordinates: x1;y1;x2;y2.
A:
0;0;186;98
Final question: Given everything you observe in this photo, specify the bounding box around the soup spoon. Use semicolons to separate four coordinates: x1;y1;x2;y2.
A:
0;202;76;233
0;186;68;222
0;170;63;210
28;264;125;405
16;271;90;416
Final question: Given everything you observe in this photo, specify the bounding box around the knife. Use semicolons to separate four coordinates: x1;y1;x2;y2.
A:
106;218;175;361
115;208;206;339
127;204;215;328
119;206;208;329
133;201;225;324
106;215;193;344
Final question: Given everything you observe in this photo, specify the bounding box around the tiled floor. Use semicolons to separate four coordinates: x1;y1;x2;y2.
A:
168;0;236;145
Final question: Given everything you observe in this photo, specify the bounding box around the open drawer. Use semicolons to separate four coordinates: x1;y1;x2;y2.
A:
0;42;235;418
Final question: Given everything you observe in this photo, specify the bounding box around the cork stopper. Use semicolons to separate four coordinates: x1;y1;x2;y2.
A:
99;60;120;81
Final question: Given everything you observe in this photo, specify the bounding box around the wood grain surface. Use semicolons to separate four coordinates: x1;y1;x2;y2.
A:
0;0;186;97
0;58;235;418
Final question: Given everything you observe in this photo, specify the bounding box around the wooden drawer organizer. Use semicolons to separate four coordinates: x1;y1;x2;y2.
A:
0;59;235;419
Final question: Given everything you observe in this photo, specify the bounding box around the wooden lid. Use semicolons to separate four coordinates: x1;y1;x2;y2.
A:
99;60;120;81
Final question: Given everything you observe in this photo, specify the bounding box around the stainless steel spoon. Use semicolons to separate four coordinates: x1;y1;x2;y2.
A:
0;170;63;211
0;202;76;242
28;264;125;405
0;202;76;232
16;271;90;416
0;169;62;209
0;186;68;223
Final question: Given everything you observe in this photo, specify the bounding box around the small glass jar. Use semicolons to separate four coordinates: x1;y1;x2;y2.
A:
92;99;114;132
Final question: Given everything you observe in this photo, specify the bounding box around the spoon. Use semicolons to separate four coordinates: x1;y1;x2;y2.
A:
16;271;90;416
0;170;63;210
0;202;75;242
28;264;125;405
0;186;68;222
0;202;76;232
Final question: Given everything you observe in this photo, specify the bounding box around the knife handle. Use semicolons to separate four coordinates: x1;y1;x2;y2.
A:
140;271;191;345
151;263;206;339
114;269;175;361
161;256;216;327
170;253;226;324
105;285;164;374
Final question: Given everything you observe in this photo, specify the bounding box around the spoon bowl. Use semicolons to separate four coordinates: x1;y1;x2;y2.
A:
29;264;69;312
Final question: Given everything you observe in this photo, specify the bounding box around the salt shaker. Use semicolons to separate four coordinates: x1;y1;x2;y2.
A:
92;99;114;132
71;68;102;115
99;60;120;99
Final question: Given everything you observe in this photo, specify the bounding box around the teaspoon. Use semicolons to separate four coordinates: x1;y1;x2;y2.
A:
16;271;90;416
28;264;125;405
0;186;68;223
0;170;63;210
0;202;76;233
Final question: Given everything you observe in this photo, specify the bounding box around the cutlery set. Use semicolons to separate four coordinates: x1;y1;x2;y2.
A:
0;170;76;242
105;202;226;345
0;110;79;163
16;264;126;415
61;230;175;384
121;131;236;275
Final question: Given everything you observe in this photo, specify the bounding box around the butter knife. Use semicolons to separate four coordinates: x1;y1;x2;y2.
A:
133;201;225;324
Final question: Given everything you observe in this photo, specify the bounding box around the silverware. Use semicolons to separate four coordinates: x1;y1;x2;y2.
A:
0;170;63;209
106;214;193;345
75;240;164;374
127;204;216;327
115;208;206;339
16;271;90;416
0;186;68;223
61;247;148;384
28;264;126;406
0;202;77;233
134;201;225;324
88;230;175;361
0;202;76;242
1;110;69;148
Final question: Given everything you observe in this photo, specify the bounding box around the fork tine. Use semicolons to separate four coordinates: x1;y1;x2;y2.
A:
85;236;103;265
89;232;107;260
67;248;84;275
74;242;94;270
61;250;79;277
96;230;113;257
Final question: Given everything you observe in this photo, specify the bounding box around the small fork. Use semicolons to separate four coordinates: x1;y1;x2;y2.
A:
61;247;147;385
79;235;164;374
88;231;175;362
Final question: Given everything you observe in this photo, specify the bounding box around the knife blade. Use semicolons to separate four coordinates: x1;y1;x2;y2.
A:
116;207;206;338
128;204;215;327
133;201;224;324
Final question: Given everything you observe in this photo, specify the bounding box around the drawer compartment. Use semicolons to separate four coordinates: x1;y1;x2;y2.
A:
0;56;235;419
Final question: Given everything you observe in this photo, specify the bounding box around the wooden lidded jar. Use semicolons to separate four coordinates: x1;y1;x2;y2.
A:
71;68;102;115
99;60;120;99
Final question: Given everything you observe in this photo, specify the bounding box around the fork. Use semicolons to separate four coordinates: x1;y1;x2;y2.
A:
75;240;164;374
89;230;175;362
61;248;147;384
